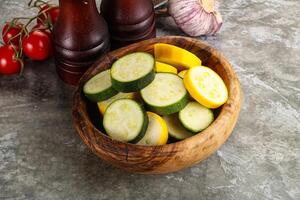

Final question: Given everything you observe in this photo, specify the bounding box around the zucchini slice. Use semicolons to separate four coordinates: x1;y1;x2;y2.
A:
137;112;168;146
97;92;137;115
103;99;148;142
179;102;214;133
141;73;189;115
111;52;155;92
83;70;118;102
163;114;194;140
154;43;202;69
183;66;228;109
178;70;188;79
155;61;178;74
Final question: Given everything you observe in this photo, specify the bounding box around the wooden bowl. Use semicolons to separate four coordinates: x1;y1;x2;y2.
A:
72;36;242;174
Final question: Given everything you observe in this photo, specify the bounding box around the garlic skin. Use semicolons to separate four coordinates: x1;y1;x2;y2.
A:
168;0;222;36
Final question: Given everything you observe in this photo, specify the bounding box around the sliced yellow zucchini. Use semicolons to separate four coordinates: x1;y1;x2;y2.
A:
137;112;168;146
178;70;188;79
155;61;178;74
184;66;228;108
154;43;202;69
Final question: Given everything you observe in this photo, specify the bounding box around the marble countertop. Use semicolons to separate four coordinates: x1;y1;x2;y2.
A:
0;0;299;199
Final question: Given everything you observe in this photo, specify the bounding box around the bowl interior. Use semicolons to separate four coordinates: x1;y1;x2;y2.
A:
78;36;231;145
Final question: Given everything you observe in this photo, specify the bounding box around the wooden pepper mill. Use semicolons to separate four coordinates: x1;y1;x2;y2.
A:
53;0;110;85
100;0;156;49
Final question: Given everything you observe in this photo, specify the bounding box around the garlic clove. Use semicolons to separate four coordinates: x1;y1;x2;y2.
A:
168;0;223;36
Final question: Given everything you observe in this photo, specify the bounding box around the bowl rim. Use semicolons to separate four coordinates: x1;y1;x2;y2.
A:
73;36;241;151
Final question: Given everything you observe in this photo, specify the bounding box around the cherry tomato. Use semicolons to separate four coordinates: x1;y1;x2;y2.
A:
0;45;22;75
37;5;60;25
22;30;52;61
2;23;23;46
32;24;52;39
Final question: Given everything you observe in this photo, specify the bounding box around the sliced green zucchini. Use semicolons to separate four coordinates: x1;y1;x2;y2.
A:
83;70;118;102
103;99;148;142
97;92;137;115
163;114;194;140
179;102;214;133
141;73;189;115
111;52;155;92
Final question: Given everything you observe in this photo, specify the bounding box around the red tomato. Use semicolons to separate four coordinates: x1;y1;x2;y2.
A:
37;5;60;25
22;30;52;61
2;23;23;46
0;45;22;75
32;24;52;39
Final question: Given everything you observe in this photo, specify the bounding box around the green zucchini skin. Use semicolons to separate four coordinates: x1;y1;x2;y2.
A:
111;70;155;93
83;70;118;102
145;93;189;115
84;87;118;102
131;108;149;144
103;99;149;142
111;52;156;93
179;102;214;133
141;73;189;115
163;114;195;140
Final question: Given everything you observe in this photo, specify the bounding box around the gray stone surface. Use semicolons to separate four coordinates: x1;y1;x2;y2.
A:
0;0;299;199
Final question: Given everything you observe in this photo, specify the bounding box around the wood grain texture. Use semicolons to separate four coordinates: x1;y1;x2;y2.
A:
72;36;242;174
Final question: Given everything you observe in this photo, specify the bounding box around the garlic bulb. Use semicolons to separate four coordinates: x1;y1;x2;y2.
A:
168;0;223;36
